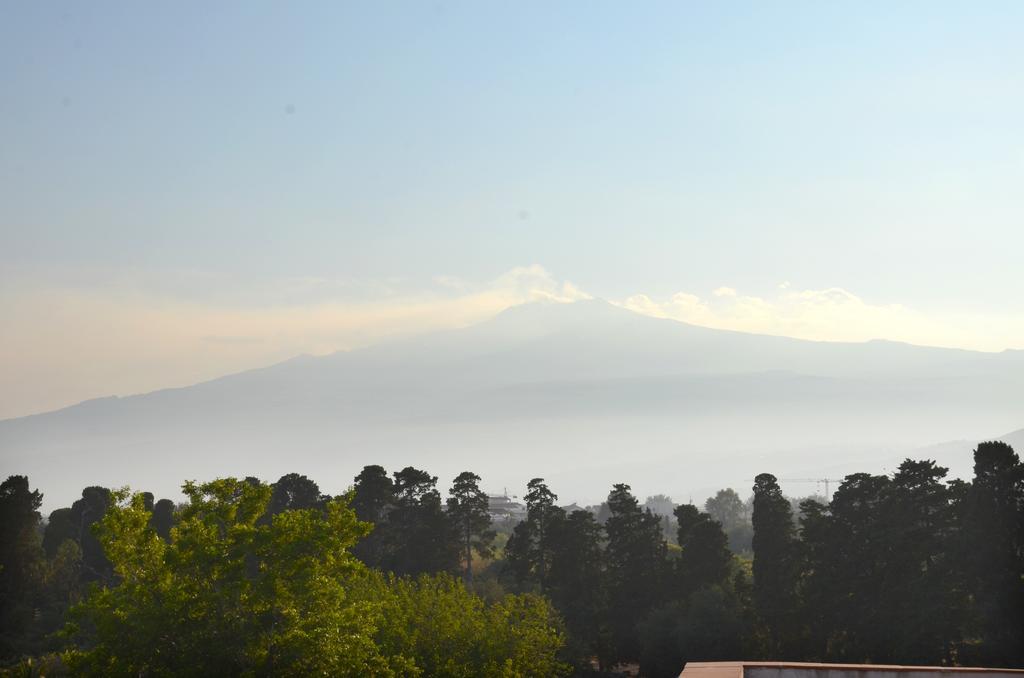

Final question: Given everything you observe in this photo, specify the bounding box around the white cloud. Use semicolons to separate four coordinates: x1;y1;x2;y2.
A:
613;285;1024;353
490;265;592;304
2;267;1020;420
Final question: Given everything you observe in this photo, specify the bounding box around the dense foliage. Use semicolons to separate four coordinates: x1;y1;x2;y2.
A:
0;477;566;677
1;440;1022;676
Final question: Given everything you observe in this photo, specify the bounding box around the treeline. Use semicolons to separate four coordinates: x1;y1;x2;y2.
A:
0;476;565;677
1;442;1022;676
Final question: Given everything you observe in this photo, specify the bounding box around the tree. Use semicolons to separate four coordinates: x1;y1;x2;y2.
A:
149;499;176;541
42;507;75;558
674;504;732;599
350;465;396;568
794;496;831;659
797;471;901;662
639;586;744;678
385;467;459;576
65;478;401;675
547;510;609;668
795;462;967;665
706;488;753;554
63;477;568;676
751;473;799;657
42;486;114;584
959;441;1024;666
266;473;328;517
705;488;746;530
646;495;678;542
351;465;394;523
446;471;495;583
0;475;44;660
881;459;962;664
505;478;564;593
37;538;84;652
366;572;569;677
591;501;612;525
604;483;669;662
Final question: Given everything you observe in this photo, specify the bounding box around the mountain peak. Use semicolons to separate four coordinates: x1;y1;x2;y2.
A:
482;298;646;333
2;293;1021;514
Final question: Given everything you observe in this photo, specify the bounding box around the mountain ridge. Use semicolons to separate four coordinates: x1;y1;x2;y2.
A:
2;299;1021;512
5;298;1013;424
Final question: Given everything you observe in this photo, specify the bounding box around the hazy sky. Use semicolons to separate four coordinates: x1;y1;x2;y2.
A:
2;2;1023;419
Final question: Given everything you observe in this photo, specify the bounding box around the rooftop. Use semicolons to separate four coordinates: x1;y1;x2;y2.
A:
680;662;1024;678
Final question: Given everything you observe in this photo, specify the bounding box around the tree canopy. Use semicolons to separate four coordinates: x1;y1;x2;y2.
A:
56;478;566;677
3;440;1023;675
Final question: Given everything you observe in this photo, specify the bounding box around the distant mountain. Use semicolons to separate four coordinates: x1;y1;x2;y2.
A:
3;299;1022;511
1003;427;1024;450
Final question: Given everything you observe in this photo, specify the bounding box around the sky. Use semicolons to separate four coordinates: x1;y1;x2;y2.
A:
2;1;1023;420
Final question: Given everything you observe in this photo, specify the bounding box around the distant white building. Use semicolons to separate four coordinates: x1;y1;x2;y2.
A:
487;494;526;521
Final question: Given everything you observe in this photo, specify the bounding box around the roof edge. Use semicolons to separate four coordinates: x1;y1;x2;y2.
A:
684;663;1024;674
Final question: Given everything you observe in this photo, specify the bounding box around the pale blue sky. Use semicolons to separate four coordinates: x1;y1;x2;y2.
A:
2;2;1023;416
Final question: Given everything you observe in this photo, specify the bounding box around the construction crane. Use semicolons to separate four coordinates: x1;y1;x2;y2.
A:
775;477;843;498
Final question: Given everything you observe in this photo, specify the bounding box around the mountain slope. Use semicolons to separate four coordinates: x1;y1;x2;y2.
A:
3;299;1021;511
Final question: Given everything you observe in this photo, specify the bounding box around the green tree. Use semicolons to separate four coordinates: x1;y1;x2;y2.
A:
505;478;564;593
959;441;1024;666
705;488;746;531
797;472;892;661
0;475;45;660
62;477;567;677
674;504;732;599
33;539;85;657
41;486;114;585
350;464;396;568
797;462;965;664
266;473;327;516
149;499;176;541
365;572;569;677
446;471;495;583
386;467;459;576
639;586;744;678
751;473;799;657
645;495;678;543
351;465;395;523
604;483;669;662
42;507;75;558
794;496;831;659
65;479;402;676
881;460;962;664
547;510;610;668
